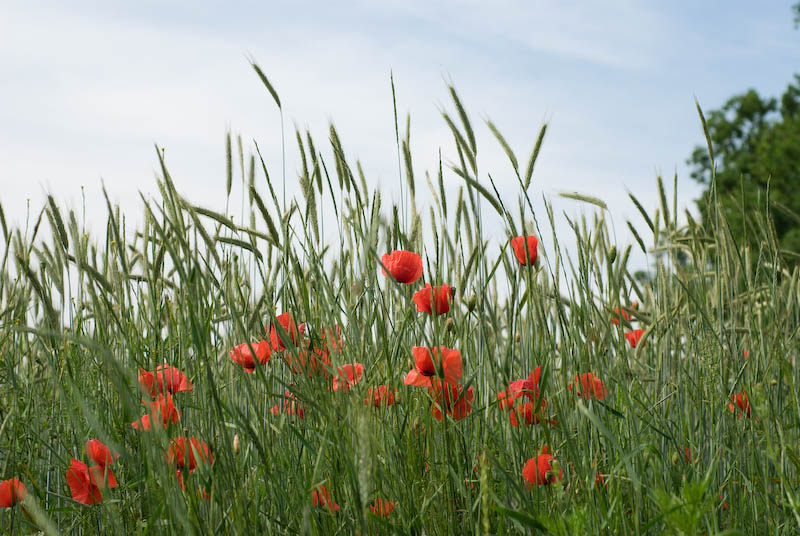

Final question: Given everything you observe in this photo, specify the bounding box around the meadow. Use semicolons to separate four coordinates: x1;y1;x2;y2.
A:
0;69;796;535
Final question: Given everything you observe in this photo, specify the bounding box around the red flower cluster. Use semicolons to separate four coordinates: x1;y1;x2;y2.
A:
132;393;181;431
498;367;556;426
522;446;563;486
0;478;26;508
66;439;119;505
365;385;396;407
271;392;305;419
312;485;339;512
624;329;645;348
510;236;538;266
331;363;364;392
230;340;271;373
611;302;637;325
413;284;455;315
381;250;423;284
568;372;607;400
138;363;194;397
370;498;397;517
430;381;474;421
729;392;752;419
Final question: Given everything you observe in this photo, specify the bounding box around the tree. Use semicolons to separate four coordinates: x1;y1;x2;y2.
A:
689;3;800;264
688;75;800;263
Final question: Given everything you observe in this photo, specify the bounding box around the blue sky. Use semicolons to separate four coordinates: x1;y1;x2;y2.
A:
1;1;798;274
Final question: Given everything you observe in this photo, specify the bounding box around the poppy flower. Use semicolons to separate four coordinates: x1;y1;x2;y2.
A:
430;380;473;421
66;458;117;505
365;385;396;407
729;392;751;418
270;392;305;419
624;329;645;348
567;372;607;400
381;250;423;284
320;325;345;354
269;312;305;351
85;440;119;468
497;367;543;410
331;363;364;392
594;471;607;489
370;498;396;517
131;393;181;431
311;485;339;512
286;348;331;376
743;349;750;358
412;284;455;315
166;437;213;473
138;363;193;397
404;346;463;388
719;494;729;510
611;302;638;325
174;469;212;500
522;446;563;487
510;236;538;266
508;401;557;427
230;340;271;373
0;478;26;507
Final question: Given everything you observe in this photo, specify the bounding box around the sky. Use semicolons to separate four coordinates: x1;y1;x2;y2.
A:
1;1;798;277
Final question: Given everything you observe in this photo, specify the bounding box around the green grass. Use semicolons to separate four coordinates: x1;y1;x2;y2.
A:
0;71;797;535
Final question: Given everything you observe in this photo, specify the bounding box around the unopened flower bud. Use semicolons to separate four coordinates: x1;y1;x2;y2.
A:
233;434;240;455
608;246;617;263
467;294;477;312
445;317;455;333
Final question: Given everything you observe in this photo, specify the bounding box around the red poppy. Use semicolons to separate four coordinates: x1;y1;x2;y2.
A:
743;349;750;358
270;392;305;419
312;485;339;512
365;385;396;407
729;392;751;418
412;284;455;315
370;498;396;517
286;348;331;376
381;250;423;284
269;312;305;351
404;346;463;388
594;471;607;489
66;458;117;505
522;446;563;486
0;478;26;507
624;329;645;348
331;363;364;392
230;340;271;373
131;393;181;431
85;440;119;468
508;401;557;427
320;325;345;354
166;437;213;473
683;447;694;464
610;301;637;325
430;380;473;421
510;236;538;266
138;363;194;397
498;367;543;410
567;372;607;400
719;494;729;510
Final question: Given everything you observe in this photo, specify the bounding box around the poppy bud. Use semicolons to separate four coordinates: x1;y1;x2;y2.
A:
608;246;617;263
233;434;240;455
467;294;477;312
770;379;778;387
515;333;521;342
671;452;679;465
445;317;455;333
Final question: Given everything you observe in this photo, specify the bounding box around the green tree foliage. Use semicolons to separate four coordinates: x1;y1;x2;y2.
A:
688;75;800;262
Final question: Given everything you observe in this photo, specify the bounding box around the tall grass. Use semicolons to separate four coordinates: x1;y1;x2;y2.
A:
0;70;797;535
